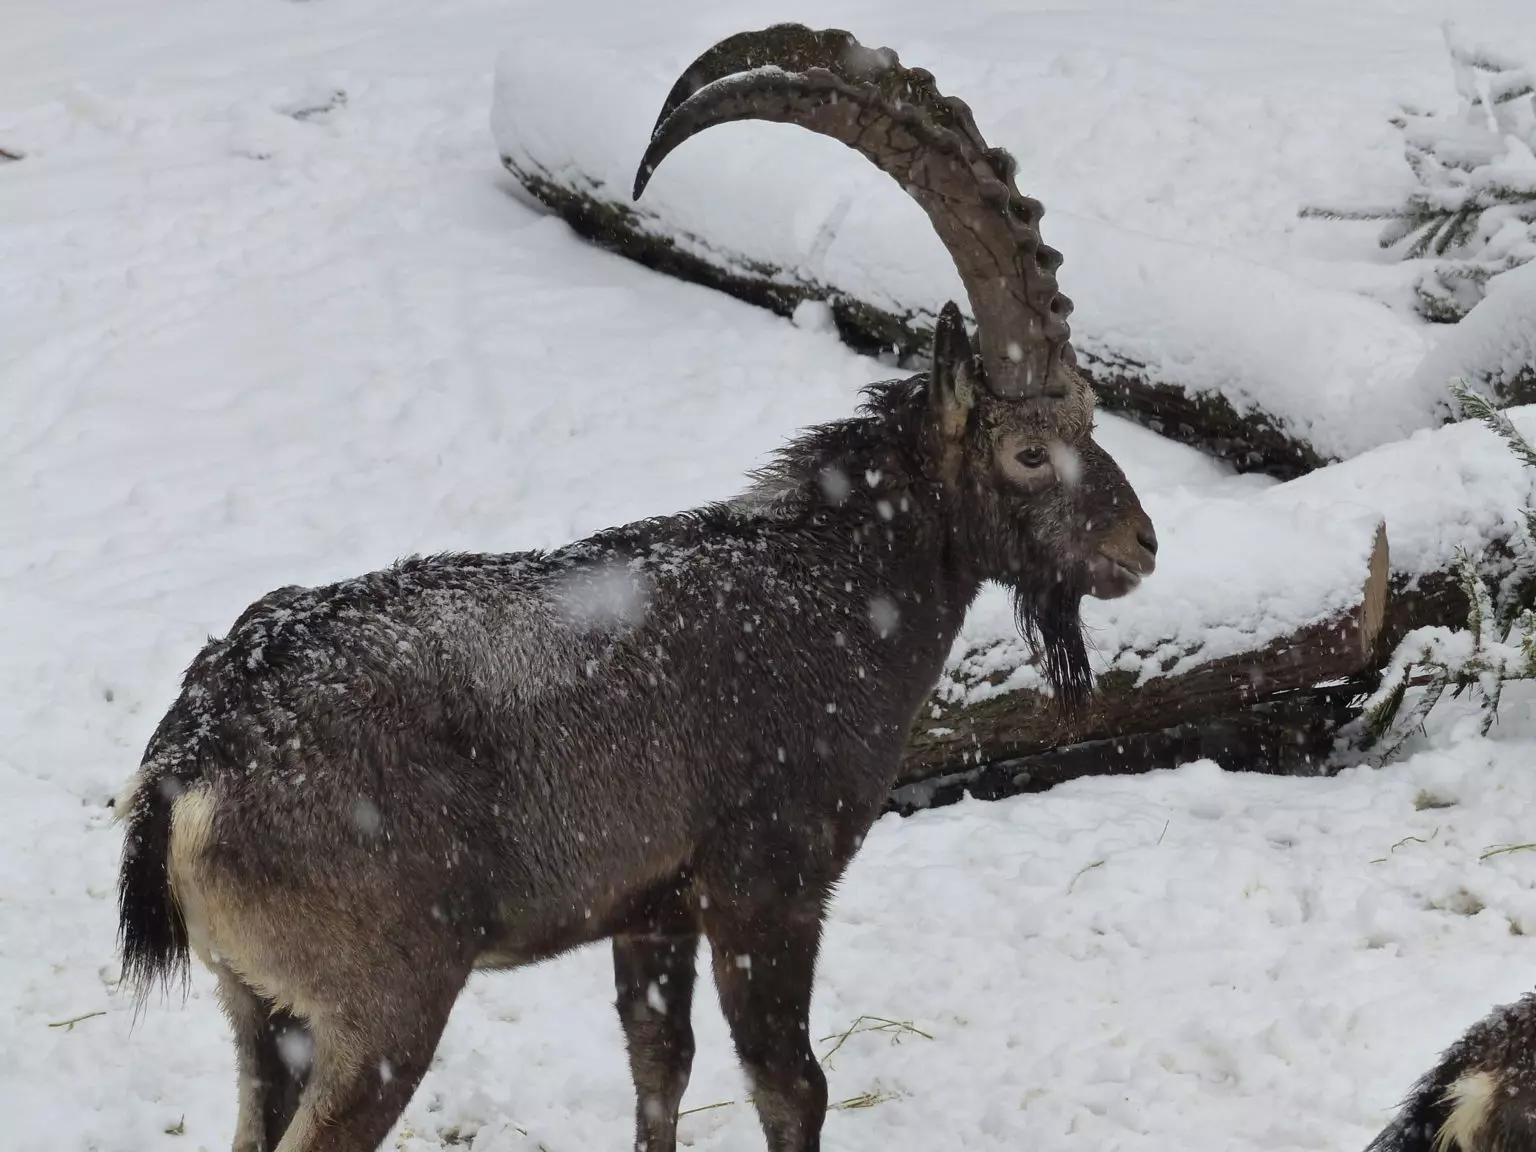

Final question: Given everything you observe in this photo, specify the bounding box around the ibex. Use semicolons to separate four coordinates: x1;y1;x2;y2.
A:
116;24;1157;1152
1365;991;1536;1152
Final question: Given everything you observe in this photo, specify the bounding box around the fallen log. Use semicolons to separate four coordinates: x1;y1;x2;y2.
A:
885;570;1476;814
887;404;1536;804
1082;351;1327;479
508;165;1468;804
504;158;1328;478
490;42;1532;800
887;682;1364;815
884;562;1480;815
898;523;1391;784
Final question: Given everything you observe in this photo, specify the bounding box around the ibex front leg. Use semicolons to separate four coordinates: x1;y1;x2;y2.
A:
613;880;700;1152
702;891;829;1152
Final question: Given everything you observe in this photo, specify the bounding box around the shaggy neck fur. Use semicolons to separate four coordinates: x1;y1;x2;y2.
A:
737;377;1093;707
735;380;935;521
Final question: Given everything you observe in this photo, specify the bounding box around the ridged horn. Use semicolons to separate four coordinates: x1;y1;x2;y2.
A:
634;24;1082;408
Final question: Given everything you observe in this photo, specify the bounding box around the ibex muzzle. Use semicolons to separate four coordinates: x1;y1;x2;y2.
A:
117;25;1155;1152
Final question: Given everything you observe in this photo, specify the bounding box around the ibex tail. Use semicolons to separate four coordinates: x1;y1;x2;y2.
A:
115;752;196;1008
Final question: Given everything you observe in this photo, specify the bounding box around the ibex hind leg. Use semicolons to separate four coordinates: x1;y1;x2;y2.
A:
267;964;469;1152
613;879;700;1152
214;967;309;1152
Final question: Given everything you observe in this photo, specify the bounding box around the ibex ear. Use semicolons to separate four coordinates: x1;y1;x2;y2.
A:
928;301;979;446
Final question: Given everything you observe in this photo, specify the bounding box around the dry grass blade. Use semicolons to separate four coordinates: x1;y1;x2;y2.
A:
1067;858;1106;893
831;1088;901;1110
47;1010;106;1030
677;1099;737;1119
1370;828;1439;863
1481;842;1536;861
818;1015;934;1068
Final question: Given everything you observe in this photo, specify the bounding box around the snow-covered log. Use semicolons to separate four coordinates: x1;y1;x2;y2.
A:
499;160;1328;477
886;562;1475;812
899;521;1391;784
492;38;1435;479
896;405;1536;795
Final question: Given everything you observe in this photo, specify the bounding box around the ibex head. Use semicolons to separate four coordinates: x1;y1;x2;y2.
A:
636;25;1157;704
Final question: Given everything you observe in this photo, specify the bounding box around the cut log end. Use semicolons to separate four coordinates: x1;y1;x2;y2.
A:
1362;522;1390;655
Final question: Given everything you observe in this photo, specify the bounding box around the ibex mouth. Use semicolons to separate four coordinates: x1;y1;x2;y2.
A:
1086;518;1157;600
1087;550;1155;600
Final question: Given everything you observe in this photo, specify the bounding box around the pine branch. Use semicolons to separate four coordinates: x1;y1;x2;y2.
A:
1452;380;1536;468
1414;274;1471;322
1436;203;1481;255
1486;184;1536;206
1305;29;1535;320
1380;211;1434;250
1298;205;1408;222
1460;549;1489;647
1405;217;1448;259
1447;41;1526;76
1356;379;1536;760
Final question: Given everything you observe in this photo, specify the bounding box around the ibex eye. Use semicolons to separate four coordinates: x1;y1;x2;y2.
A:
1015;446;1049;469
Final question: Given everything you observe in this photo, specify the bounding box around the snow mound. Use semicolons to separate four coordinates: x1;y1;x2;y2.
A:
1409;259;1536;404
1276;403;1536;577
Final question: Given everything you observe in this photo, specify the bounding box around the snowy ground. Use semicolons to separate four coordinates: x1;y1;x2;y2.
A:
4;1;1536;1150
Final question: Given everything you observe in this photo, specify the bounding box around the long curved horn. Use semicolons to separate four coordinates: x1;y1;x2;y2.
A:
634;24;1082;410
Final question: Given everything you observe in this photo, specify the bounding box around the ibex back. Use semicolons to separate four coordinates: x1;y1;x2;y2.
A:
116;24;1157;1152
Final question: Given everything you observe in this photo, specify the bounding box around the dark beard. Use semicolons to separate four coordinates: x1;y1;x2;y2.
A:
1011;576;1093;711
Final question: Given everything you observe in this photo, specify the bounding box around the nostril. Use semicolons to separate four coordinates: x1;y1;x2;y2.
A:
1137;526;1158;557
